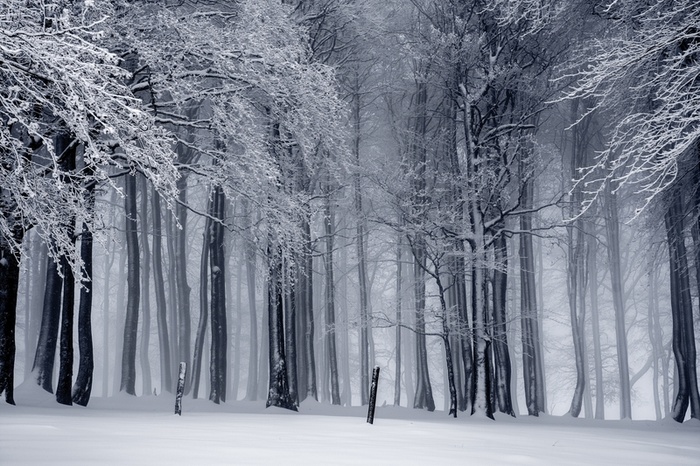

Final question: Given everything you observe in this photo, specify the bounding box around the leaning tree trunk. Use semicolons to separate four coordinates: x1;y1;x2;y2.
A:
120;172;140;395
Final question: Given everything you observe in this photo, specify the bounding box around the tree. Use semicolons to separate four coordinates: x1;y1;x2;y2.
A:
0;0;178;404
567;0;700;422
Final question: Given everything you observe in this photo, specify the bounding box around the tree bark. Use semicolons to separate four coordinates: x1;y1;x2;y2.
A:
120;173;140;395
32;253;62;392
603;183;632;419
0;235;22;404
191;214;211;399
242;200;258;401
323;189;340;405
138;175;152;396
72;215;94;406
492;233;514;416
266;240;297;411
665;192;700;421
151;189;172;393
209;185;227;404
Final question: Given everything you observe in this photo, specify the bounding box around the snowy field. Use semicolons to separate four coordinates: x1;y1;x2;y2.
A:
2;387;699;465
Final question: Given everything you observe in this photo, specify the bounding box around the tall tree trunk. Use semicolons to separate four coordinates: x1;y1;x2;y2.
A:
492;234;514;416
136;175;151;396
175;179;191;387
323;189;340;405
151;189;172;393
284;258;298;405
603;183;632;419
412;238;435;411
165;208;179;388
0;233;22;404
55;238;75;406
266;240;296;411
665;192;700;421
32;253;63;392
120;173;140;395
394;232;403;407
242;200;258;401
587;221;605;419
209;186;227;404
301;217;317;401
191;214;211;398
72;175;96;406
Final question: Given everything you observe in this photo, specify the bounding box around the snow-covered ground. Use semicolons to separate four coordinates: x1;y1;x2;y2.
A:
2;385;698;465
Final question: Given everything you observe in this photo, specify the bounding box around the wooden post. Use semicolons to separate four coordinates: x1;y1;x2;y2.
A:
174;362;186;415
367;366;380;424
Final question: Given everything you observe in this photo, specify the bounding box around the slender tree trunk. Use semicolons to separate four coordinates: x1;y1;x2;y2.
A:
151;189;172;393
56;240;75;406
33;253;63;392
139;175;152;396
394;232;403;407
323;190;340;405
603;183;632;419
587;222;605;419
492;234;514;416
72;183;95;406
175;179;191;388
191;214;211;398
284;257;298;405
0;234;22;404
242;200;258;401
209;186;227;404
165;208;179;389
120;173;140;395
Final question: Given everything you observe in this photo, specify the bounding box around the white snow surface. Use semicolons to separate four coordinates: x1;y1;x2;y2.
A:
2;384;699;465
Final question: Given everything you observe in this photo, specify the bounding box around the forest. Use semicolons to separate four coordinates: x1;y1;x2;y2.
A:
0;0;698;427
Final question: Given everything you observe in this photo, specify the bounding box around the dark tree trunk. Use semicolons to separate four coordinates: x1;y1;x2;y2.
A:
665;192;700;421
72;216;94;406
33;253;63;392
0;235;22;404
284;259;298;405
412;238;435;412
492;234;514;416
175;179;191;387
120;173;140;395
56;244;75;405
266;241;297;411
209;186;227;404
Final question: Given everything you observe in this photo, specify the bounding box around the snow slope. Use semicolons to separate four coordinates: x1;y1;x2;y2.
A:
1;386;698;465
